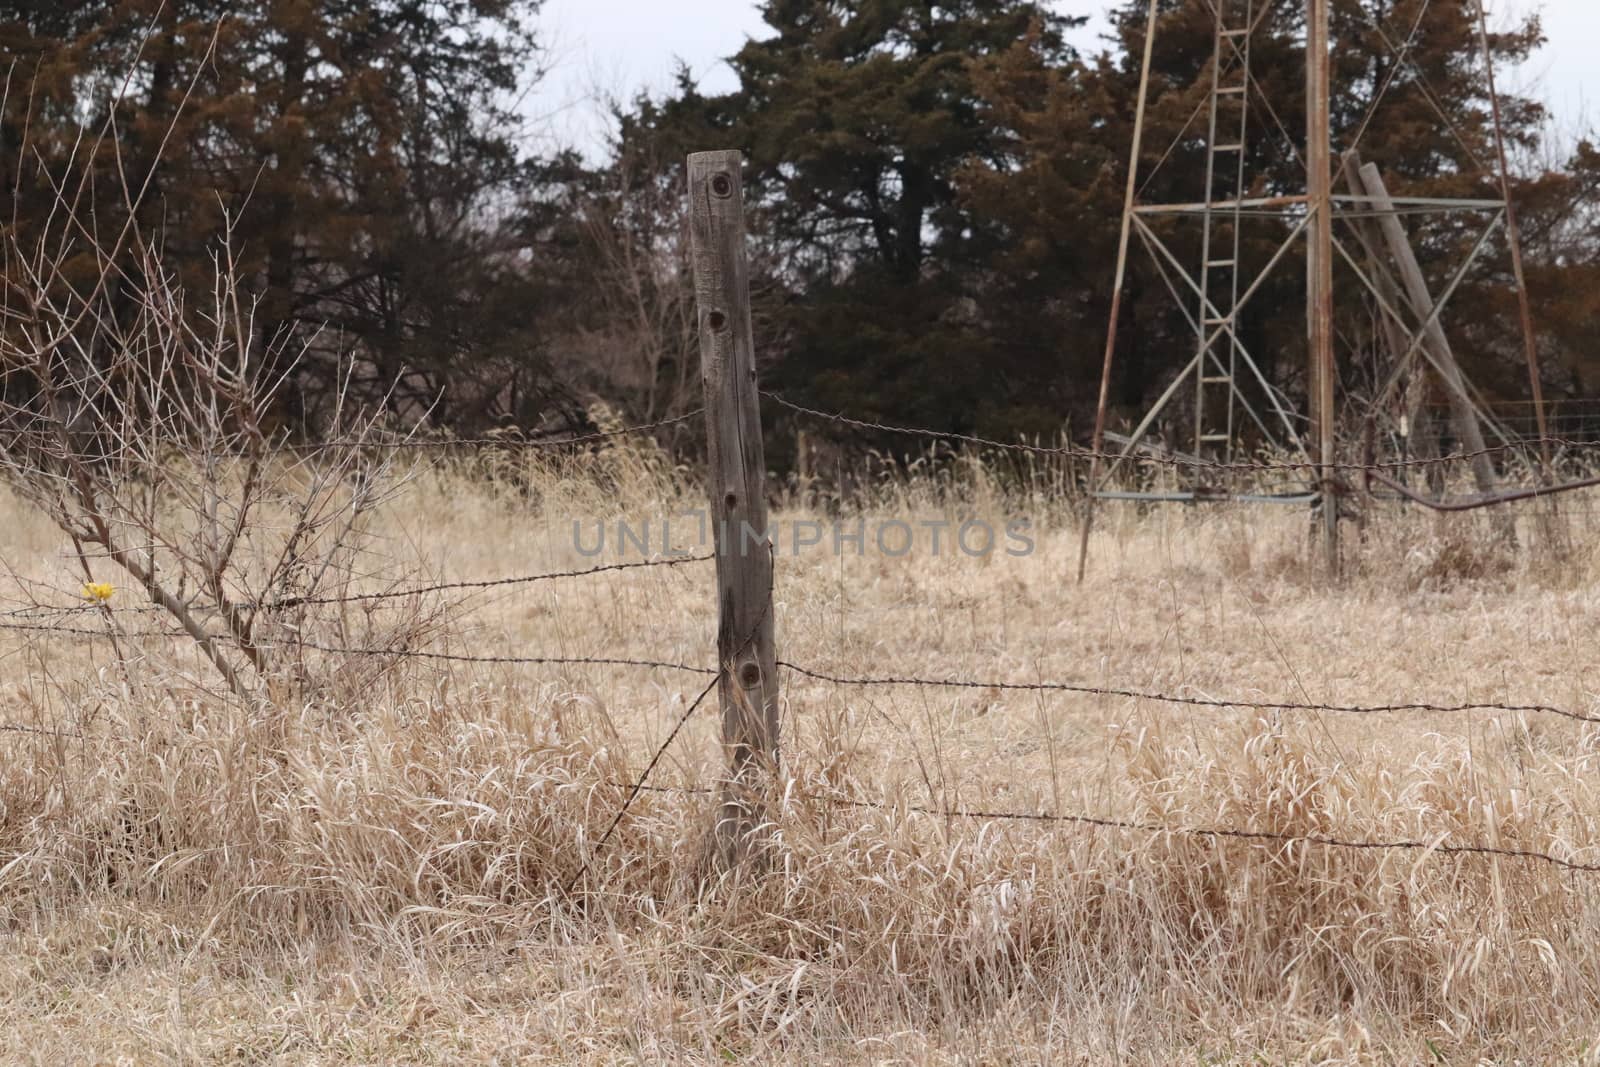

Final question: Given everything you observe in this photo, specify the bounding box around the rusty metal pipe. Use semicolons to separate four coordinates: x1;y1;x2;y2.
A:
1076;0;1161;584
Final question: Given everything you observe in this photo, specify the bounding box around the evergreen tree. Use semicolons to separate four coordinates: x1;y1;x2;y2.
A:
959;0;1572;439
617;0;1085;446
0;0;578;431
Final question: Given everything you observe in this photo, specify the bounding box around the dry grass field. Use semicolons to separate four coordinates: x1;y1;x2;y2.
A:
3;437;1600;1064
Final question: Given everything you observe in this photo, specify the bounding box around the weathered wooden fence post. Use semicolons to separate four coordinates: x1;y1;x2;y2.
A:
686;149;780;867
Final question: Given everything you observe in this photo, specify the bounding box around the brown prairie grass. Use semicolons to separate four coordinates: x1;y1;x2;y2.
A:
2;441;1600;1064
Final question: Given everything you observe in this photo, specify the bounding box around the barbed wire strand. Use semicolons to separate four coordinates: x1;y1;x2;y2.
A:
564;543;777;896
0;619;187;638
776;660;1600;725
264;552;714;609
275;408;705;455
2;553;715;620
0;722;92;739
763;390;1599;476
617;781;1600;874
0;620;721;676
11;408;705;472
1;602;99;620
562;671;724;897
4;616;1595;728
283;641;718;675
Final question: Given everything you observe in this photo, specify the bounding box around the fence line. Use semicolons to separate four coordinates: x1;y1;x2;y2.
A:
1;553;713;621
0;721;93;739
6;582;1600;880
261;553;713;610
27;390;1598;479
6;614;1598;728
775;661;1600;725
277;407;705;454
0;618;720;678
613;781;1600;875
4;406;705;475
283;642;718;674
0;619;187;638
5;701;1589;874
6;386;1600;887
763;389;1599;476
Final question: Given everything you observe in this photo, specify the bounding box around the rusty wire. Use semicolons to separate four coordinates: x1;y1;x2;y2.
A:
611;781;1600;875
6;617;1597;729
1;391;1596;886
562;671;725;896
282;642;718;674
6;585;1599;879
0;619;186;638
276;407;704;454
3;553;714;621
563;542;777;895
261;553;714;610
763;389;1595;476
776;660;1600;725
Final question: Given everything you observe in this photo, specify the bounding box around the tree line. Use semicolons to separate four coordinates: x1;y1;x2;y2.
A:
1;0;1595;460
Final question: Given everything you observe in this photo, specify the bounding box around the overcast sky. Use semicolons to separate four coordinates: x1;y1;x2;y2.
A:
528;0;1597;159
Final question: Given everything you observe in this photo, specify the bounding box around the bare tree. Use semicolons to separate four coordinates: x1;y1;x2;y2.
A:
561;154;702;423
0;199;419;701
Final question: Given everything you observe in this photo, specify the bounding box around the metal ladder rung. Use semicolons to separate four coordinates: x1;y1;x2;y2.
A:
1194;5;1252;465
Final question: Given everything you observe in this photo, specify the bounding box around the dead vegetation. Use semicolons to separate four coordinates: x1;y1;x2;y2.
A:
1;431;1600;1062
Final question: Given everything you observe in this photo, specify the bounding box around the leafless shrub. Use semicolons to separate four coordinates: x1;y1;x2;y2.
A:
0;203;427;701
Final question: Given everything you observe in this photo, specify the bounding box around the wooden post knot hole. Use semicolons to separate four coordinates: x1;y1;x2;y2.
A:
707;309;727;331
710;173;733;198
738;661;762;689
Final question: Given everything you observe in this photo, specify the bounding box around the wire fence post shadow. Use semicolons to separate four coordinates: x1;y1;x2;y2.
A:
686;149;780;870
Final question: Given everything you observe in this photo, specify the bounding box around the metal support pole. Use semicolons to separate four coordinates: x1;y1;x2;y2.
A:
1354;161;1506;520
1474;0;1550;474
1077;0;1161;584
1306;0;1338;574
1339;153;1423;428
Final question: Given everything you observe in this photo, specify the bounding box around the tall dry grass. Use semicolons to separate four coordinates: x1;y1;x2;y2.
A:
3;434;1600;1063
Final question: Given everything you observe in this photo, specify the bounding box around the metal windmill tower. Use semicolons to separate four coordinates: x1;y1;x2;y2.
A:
1075;0;1547;578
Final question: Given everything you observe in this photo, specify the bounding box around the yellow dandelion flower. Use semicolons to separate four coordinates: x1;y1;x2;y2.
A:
81;582;115;603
